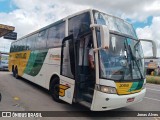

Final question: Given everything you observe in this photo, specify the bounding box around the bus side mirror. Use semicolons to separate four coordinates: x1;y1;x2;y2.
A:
140;39;157;59
100;25;110;49
90;24;109;50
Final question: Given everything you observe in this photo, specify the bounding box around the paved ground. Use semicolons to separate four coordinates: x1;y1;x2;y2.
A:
0;71;160;120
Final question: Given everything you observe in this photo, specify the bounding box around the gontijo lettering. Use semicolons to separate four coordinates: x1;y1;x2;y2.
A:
15;53;27;59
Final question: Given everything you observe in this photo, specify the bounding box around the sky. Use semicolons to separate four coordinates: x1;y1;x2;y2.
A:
0;0;160;57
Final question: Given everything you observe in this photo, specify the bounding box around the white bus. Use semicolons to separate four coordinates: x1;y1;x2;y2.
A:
9;9;156;111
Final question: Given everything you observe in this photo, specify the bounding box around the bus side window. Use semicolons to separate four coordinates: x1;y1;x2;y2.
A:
26;37;30;50
23;38;27;51
36;29;48;49
18;40;22;51
14;42;18;52
10;43;14;52
47;22;65;48
68;12;91;40
27;34;37;50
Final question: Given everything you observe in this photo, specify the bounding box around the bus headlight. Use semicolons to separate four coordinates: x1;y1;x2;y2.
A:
95;85;117;94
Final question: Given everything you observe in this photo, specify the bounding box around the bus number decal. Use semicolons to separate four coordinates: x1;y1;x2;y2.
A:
59;84;70;97
119;84;129;87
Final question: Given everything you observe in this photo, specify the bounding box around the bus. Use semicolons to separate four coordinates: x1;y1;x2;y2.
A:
9;9;157;111
0;52;9;71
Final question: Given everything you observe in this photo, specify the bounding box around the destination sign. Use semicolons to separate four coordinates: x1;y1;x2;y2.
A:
3;32;17;40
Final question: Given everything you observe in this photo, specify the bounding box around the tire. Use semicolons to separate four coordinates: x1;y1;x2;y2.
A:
50;77;62;102
12;69;16;77
15;68;19;79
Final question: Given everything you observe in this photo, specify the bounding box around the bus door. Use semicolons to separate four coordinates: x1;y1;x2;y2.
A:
76;34;95;96
60;35;76;104
60;33;94;105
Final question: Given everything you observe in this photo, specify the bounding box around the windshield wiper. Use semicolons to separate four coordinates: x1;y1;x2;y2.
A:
126;44;133;80
134;40;143;60
128;45;144;79
120;42;130;81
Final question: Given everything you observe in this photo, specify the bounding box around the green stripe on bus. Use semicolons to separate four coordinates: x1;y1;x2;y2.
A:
128;82;139;92
135;80;143;90
24;49;48;76
128;81;143;92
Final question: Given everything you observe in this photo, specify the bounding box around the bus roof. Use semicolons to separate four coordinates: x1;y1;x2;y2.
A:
12;9;132;43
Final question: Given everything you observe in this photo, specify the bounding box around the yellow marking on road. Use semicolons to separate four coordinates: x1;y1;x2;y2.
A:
13;97;20;101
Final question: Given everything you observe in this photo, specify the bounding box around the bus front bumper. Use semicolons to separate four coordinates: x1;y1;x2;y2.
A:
91;88;146;111
0;66;8;71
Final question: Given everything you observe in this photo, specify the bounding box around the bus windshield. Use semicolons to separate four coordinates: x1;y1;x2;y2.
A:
1;55;8;61
93;10;137;39
98;33;145;80
0;54;9;63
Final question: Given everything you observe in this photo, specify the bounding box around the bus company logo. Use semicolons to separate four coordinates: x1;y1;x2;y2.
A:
59;84;70;97
15;53;27;59
49;54;60;61
119;84;129;87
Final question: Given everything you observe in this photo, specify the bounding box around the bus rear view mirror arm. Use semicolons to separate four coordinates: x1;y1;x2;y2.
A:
93;47;109;52
90;24;110;50
139;39;157;59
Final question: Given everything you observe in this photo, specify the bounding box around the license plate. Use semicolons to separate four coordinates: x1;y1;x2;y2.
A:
127;97;135;103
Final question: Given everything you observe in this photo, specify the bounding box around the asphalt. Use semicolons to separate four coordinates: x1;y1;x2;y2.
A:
0;71;160;120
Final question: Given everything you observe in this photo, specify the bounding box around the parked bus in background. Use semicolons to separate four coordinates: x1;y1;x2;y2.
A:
0;52;9;71
8;9;157;111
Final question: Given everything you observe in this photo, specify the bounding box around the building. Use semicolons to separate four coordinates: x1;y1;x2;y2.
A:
0;24;15;37
145;58;160;75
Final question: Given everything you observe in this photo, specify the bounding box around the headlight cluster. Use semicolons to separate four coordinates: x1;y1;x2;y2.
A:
95;85;117;94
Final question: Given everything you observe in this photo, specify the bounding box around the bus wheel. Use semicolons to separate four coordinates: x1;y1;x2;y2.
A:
15;68;19;79
50;78;62;102
12;69;16;77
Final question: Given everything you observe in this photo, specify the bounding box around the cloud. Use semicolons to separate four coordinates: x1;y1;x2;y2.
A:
0;0;90;52
1;0;90;37
12;0;160;21
0;0;160;54
52;0;160;21
136;17;160;57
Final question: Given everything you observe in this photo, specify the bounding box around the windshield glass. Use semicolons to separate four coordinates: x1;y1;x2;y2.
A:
93;10;137;39
98;33;145;80
1;55;9;61
0;55;9;64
